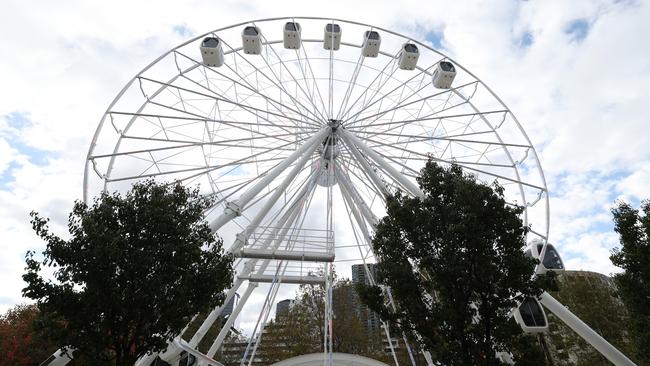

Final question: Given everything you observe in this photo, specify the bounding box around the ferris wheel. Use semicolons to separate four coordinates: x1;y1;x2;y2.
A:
44;16;633;366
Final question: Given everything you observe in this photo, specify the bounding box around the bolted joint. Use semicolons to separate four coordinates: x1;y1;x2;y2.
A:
241;260;256;276
224;200;242;216
232;232;248;253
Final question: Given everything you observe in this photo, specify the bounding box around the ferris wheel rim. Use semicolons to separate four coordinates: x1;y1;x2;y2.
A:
83;16;550;241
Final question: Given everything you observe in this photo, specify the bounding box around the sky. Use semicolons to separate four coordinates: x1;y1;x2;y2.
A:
1;0;649;340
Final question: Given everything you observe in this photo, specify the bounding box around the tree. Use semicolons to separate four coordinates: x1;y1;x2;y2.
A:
358;161;550;365
610;200;650;364
22;180;234;366
0;304;58;366
545;271;637;365
260;274;390;364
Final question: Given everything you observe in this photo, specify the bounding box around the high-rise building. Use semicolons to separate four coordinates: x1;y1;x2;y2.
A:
275;299;293;320
351;264;382;333
351;263;401;355
351;263;378;285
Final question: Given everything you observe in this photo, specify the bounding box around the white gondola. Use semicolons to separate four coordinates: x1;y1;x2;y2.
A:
200;37;225;67
525;239;565;274
324;23;341;50
242;26;262;55
398;43;419;70
432;60;457;89
361;30;381;57
513;297;549;333
41;348;74;366
283;21;301;49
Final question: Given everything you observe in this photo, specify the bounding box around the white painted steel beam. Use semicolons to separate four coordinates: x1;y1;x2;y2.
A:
539;292;636;366
338;128;423;198
200;177;318;356
207;282;259;358
239;274;327;285
237;248;335;262
188;277;246;348
336;169;378;226
209;128;328;232
231;134;324;253
339;133;389;198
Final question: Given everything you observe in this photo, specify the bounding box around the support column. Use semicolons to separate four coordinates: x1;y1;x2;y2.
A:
209;127;328;232
206;282;258;357
539;291;636;366
337;169;378;226
338;128;423;198
231;137;323;253
339;181;373;242
188;277;246;348
339;132;390;198
339;186;401;366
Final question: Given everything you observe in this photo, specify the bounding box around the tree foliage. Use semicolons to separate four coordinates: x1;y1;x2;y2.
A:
261;275;391;364
22;180;234;365
0;304;58;366
358;161;549;365
545;271;637;365
610;200;650;364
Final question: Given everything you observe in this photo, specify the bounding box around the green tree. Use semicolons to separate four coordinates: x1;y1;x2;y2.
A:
545;271;637;365
261;276;390;364
611;200;650;364
0;304;58;366
358;161;550;365
22;180;234;366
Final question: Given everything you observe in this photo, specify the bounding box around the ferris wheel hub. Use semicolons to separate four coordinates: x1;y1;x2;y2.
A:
327;118;342;130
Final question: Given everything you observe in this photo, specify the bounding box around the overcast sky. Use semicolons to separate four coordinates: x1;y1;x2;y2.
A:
1;0;649;341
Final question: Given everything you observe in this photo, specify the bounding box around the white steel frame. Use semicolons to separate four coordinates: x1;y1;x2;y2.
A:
50;16;635;366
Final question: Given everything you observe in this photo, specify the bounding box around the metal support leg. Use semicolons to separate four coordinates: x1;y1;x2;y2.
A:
188;278;246;347
231;138;322;253
338;128;423;198
204;180;315;356
340;187;403;366
207;282;259;357
339;133;390;197
539;291;636;366
209;127;328;232
337;169;379;226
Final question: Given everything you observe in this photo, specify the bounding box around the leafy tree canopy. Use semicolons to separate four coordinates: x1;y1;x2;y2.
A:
610;200;650;364
0;304;58;366
358;161;550;365
22;180;234;366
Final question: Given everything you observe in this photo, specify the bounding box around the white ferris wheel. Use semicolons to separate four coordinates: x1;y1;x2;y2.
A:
54;16;634;366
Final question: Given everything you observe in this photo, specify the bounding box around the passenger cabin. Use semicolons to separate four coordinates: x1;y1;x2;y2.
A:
41;349;74;366
432;61;457;89
525;239;565;274
242;26;262;55
200;37;224;67
399;43;419;70
283;22;302;49
362;31;381;57
178;351;196;366
324;23;342;50
514;297;549;333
